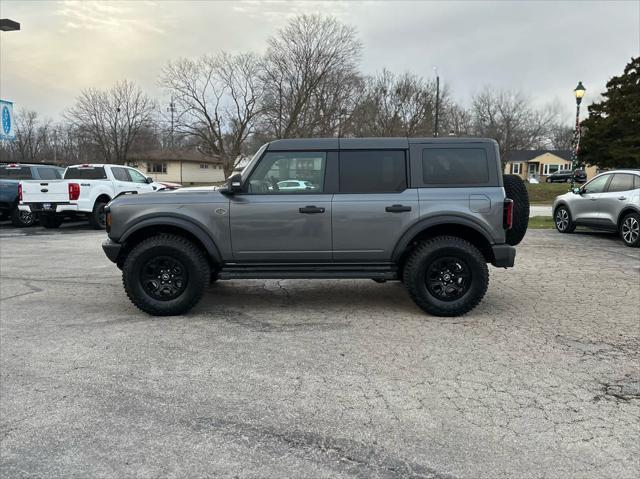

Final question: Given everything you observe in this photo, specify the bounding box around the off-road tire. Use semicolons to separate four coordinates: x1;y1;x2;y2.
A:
503;174;529;246
122;234;210;316
620;212;640;248
89;200;108;230
39;214;63;229
10;206;35;227
554;205;575;233
403;236;489;317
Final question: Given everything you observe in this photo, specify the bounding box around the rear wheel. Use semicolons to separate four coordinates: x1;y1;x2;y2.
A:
122;234;210;316
39;214;63;229
10;206;35;227
620;212;640;247
89;200;108;229
403;236;489;317
554;205;575;233
503;174;529;246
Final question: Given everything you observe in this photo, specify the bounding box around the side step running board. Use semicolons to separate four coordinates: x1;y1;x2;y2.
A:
218;264;398;280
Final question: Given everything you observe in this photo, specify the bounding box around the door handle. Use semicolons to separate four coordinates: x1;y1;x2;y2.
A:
299;205;325;214
618;196;627;201
385;204;412;213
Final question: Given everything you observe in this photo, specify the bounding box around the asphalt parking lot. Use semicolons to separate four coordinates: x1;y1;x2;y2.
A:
1;223;639;478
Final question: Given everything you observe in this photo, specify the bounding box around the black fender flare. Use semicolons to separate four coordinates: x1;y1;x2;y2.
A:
120;215;222;264
391;214;495;263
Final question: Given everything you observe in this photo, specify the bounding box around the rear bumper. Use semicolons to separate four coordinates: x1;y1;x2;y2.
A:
19;203;79;214
102;239;122;263
491;244;516;268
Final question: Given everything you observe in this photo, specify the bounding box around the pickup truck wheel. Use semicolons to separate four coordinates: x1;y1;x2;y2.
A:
89;201;108;229
39;214;63;229
122;234;210;316
403;236;488;317
10;207;35;227
503;174;529;246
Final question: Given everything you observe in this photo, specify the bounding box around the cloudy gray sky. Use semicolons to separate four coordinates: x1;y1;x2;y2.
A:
1;0;638;123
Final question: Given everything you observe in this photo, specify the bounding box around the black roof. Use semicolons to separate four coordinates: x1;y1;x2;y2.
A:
267;137;497;151
504;150;573;162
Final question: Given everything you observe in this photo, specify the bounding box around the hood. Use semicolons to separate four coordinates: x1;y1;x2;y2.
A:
110;187;227;207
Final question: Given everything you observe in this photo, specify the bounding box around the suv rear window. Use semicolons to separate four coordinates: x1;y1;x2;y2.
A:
64;166;107;180
422;148;489;185
0;166;32;179
339;150;406;193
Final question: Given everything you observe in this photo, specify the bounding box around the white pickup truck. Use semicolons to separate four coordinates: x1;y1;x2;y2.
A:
19;164;166;229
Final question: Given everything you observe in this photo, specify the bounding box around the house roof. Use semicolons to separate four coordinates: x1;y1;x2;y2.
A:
127;149;221;164
505;150;573;163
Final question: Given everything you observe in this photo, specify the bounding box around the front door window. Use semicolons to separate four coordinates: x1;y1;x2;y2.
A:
246;152;326;193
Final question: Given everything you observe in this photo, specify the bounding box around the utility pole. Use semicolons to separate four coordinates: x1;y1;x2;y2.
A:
433;67;440;137
167;98;176;149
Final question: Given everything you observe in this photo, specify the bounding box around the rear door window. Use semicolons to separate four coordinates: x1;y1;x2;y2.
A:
339;150;406;193
422;148;489;185
607;173;635;192
0;166;32;179
36;167;62;180
111;167;130;182
64;166;107;180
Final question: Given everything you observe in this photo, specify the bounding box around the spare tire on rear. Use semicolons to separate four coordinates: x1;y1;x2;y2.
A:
503;174;529;246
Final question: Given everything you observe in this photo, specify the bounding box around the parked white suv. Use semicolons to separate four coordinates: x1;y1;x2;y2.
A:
19;164;164;229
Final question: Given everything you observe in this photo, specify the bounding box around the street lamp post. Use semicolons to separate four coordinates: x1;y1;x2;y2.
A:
570;81;586;190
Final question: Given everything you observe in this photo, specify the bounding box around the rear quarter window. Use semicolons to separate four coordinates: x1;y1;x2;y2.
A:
64;166;107;180
422;148;489;185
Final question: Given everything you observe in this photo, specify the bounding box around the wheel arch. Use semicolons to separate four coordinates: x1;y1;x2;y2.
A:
118;216;222;267
94;193;112;207
392;216;495;266
617;206;640;229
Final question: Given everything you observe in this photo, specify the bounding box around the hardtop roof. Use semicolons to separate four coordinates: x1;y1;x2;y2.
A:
267;137;497;151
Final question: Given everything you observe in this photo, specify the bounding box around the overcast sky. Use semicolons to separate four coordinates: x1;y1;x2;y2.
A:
1;0;638;124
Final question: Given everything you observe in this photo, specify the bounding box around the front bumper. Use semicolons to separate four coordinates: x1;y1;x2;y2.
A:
102;239;122;263
491;244;516;268
19;203;79;214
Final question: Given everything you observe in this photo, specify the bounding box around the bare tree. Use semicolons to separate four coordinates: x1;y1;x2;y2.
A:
261;14;362;138
470;87;557;162
549;123;574;150
160;52;263;177
13;110;50;163
349;70;445;137
65;80;156;164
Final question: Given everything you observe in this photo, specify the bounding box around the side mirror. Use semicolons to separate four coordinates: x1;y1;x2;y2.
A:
572;187;582;195
221;173;243;195
146;177;154;184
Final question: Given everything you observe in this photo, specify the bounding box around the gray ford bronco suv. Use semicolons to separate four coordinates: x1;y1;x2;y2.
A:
102;138;529;317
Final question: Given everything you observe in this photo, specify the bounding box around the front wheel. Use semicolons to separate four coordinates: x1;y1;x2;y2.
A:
620;212;640;247
10;207;35;227
554;206;575;233
403;236;489;317
122;234;211;316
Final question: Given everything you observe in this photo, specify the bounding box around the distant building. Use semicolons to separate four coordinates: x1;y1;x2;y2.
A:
126;149;225;186
503;150;599;182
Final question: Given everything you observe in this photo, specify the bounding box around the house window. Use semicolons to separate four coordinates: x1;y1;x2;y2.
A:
543;164;562;175
200;164;209;169
147;162;167;174
512;163;521;175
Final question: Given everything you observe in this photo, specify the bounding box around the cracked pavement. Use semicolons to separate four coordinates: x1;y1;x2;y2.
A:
1;224;639;478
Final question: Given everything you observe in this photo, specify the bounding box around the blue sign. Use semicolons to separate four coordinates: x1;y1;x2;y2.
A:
0;100;15;141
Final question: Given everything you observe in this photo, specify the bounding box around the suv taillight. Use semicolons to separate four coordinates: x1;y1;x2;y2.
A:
18;183;22;202
68;183;80;201
503;199;513;230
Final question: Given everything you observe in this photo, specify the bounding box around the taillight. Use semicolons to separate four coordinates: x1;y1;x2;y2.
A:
18;183;22;202
68;183;80;201
503;199;514;230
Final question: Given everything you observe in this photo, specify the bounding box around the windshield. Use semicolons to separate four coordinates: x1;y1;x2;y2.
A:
241;143;269;181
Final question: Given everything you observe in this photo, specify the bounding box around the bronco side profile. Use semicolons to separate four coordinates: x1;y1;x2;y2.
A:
102;138;529;317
